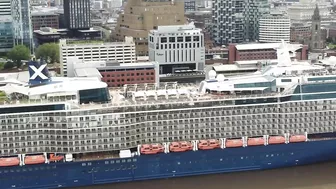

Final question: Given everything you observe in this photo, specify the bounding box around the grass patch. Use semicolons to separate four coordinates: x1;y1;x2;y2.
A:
328;43;336;50
0;62;4;70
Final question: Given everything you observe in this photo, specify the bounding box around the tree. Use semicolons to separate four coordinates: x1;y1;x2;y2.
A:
7;45;30;68
35;43;60;63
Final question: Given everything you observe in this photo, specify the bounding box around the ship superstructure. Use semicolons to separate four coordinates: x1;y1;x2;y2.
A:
2;41;336;188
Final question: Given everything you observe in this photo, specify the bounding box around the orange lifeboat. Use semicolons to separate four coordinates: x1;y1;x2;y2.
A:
268;136;286;144
24;155;45;165
226;139;243;148
289;135;306;143
169;141;193;152
0;157;20;167
140;144;164;155
49;154;64;162
198;139;220;150
247;137;265;146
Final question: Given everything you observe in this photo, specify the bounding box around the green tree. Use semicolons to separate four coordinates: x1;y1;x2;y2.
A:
35;43;60;63
7;45;30;68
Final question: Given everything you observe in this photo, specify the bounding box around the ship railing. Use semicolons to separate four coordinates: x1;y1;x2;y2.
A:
308;137;336;142
77;91;284;112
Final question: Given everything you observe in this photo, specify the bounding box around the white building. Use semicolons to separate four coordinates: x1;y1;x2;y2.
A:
0;0;11;16
148;23;205;74
287;0;332;25
59;36;136;76
259;12;291;43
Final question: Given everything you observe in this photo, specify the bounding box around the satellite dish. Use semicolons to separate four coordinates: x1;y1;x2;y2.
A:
208;70;217;79
216;74;225;82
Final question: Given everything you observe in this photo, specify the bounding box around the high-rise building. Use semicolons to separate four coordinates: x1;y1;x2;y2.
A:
0;0;11;16
11;0;34;52
112;0;186;57
211;0;270;45
63;0;91;30
148;23;205;74
0;16;13;53
184;0;196;12
211;0;245;45
244;0;269;42
259;12;290;43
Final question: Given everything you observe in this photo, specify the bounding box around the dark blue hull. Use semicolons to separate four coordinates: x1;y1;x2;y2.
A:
2;139;336;189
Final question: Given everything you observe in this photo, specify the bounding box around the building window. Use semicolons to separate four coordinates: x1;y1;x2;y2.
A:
169;37;175;42
177;37;183;42
161;37;167;43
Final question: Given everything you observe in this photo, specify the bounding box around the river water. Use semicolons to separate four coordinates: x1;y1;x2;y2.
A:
73;161;336;189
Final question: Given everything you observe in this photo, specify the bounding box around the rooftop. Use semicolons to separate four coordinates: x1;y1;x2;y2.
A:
150;23;201;33
74;68;102;78
235;43;303;51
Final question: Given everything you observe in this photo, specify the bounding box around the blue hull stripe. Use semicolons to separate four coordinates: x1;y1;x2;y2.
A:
2;140;336;189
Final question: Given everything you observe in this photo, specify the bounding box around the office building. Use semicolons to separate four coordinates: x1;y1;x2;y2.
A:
211;0;245;45
184;0;196;12
0;0;10;16
64;0;91;30
11;0;34;52
259;12;290;43
288;0;332;25
59;37;136;76
32;11;60;30
148;23;205;74
112;0;186;56
244;0;270;41
211;0;270;45
0;16;13;53
290;23;311;43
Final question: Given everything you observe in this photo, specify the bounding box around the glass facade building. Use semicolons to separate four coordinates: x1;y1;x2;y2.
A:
0;16;13;53
11;0;34;52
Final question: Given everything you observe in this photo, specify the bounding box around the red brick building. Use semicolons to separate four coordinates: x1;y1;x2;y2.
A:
227;43;308;63
290;24;311;43
98;62;159;87
31;12;59;30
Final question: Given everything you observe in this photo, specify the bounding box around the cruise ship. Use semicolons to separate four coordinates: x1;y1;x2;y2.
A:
2;41;336;189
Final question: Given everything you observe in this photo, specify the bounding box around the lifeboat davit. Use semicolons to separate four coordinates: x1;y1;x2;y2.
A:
169;141;193;152
226;139;243;148
24;155;45;165
49;154;64;162
198;139;220;150
0;157;20;167
289;135;306;143
140;143;164;155
247;137;265;146
268;136;286;144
